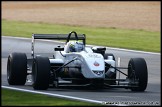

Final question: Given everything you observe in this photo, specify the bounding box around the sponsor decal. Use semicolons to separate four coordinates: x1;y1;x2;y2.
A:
88;54;101;58
94;61;99;66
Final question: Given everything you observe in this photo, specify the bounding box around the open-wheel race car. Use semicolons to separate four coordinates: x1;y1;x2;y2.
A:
7;31;148;91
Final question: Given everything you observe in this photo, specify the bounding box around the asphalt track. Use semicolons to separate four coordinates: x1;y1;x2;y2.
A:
1;36;161;106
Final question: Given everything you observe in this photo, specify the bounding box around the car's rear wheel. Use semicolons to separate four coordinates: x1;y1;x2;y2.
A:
32;56;50;90
7;53;27;85
128;58;148;91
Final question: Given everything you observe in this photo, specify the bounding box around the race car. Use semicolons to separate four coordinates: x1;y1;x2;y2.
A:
7;31;148;91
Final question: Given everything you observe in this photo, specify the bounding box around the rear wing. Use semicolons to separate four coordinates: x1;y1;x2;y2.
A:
31;32;86;58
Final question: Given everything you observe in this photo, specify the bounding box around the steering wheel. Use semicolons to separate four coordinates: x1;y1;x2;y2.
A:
66;31;78;44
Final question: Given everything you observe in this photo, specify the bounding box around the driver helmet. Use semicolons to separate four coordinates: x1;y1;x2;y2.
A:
69;41;84;52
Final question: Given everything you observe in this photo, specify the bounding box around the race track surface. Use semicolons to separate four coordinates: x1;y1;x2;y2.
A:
1;36;161;106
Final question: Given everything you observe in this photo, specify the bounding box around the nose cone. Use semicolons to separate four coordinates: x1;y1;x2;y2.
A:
83;53;105;72
78;52;105;78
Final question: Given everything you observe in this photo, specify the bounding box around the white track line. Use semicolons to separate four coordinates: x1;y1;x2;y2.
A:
2;36;160;55
2;86;103;104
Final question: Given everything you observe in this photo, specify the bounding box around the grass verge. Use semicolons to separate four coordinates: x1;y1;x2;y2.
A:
2;88;101;106
2;19;160;52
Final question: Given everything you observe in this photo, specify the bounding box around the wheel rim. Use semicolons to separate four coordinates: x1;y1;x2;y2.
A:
32;61;37;83
7;57;11;80
128;63;134;79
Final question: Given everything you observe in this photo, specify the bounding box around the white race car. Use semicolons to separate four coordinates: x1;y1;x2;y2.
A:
7;31;148;91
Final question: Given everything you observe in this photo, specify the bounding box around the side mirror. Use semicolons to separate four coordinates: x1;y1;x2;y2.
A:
54;46;64;51
92;46;106;56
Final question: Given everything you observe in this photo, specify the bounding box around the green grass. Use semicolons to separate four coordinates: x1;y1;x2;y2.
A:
2;88;101;106
2;19;160;52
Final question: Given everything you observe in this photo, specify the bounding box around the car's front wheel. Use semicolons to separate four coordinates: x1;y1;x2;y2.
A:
128;58;148;91
32;56;50;90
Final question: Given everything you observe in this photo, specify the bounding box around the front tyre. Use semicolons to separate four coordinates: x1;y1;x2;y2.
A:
32;56;50;90
128;58;148;91
7;53;27;85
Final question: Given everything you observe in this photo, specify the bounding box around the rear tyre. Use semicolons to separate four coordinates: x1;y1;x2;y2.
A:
32;56;50;90
128;58;148;91
7;53;27;85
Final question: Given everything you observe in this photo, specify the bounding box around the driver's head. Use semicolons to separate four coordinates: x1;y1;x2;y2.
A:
69;41;84;52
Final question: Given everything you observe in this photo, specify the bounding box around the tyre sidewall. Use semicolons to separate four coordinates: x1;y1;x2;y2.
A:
7;53;27;85
128;58;148;91
32;56;50;90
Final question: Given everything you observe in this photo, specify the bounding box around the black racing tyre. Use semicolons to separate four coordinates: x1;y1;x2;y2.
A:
7;53;27;85
128;58;148;91
32;56;50;90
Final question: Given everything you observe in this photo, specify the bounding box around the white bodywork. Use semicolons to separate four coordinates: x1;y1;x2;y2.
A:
50;42;116;79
